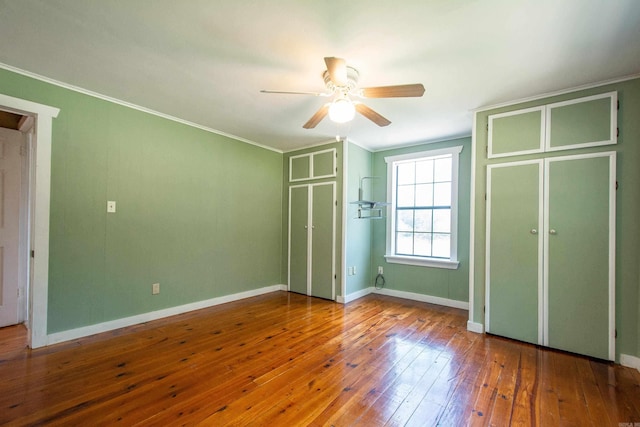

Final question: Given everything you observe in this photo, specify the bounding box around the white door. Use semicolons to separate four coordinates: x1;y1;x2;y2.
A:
0;127;22;327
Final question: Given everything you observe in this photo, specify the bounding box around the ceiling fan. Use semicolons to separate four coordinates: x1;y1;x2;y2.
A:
261;57;425;129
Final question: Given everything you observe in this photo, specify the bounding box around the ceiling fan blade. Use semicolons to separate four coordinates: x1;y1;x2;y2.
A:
360;83;425;98
355;103;391;127
324;57;348;87
260;90;329;97
303;104;329;129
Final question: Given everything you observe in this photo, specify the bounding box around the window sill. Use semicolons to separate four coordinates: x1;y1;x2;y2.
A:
384;255;460;270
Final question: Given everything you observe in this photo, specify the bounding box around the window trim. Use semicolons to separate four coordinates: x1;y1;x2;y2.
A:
384;145;463;269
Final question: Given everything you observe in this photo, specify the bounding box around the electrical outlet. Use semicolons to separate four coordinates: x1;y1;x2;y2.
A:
152;283;160;295
378;266;384;274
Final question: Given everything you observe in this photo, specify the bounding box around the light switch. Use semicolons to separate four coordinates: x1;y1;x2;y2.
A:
107;201;116;213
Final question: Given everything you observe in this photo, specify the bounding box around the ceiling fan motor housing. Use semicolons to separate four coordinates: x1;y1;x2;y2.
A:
323;66;359;94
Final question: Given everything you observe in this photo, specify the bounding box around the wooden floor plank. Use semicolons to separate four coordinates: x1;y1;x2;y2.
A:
486;340;520;426
345;309;457;426
384;323;478;426
199;306;421;426
575;357;614;426
591;359;640;425
318;306;453;426
466;341;510;425
538;349;562;426
1;291;638;426
302;317;437;425
316;320;443;425
418;336;487;426
552;350;594;426
509;343;540;426
383;352;451;426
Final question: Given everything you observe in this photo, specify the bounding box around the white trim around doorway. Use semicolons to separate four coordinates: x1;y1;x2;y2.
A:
0;93;59;348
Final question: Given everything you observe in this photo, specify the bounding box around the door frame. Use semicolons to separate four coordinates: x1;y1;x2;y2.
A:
0;93;59;348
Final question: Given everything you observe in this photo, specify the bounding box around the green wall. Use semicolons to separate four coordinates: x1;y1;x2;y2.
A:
472;78;640;360
370;137;472;302
345;142;373;295
282;142;343;298
0;68;284;334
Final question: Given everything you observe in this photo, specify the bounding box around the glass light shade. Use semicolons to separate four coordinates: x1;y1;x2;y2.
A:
328;98;356;123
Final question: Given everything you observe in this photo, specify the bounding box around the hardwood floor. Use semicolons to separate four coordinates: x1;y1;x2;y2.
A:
1;291;639;426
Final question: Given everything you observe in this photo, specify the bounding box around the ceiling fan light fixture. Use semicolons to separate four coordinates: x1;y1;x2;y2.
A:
329;98;355;123
262;56;425;129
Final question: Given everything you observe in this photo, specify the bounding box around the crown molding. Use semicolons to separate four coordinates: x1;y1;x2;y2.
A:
0;62;283;154
473;73;640;113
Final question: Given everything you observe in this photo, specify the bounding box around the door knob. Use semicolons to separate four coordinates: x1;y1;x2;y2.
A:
549;229;557;235
530;229;537;234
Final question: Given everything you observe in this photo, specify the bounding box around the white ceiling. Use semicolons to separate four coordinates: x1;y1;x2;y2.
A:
1;0;639;152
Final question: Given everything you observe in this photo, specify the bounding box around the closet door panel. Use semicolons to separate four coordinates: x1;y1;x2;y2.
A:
546;155;613;360
310;183;335;300
289;186;309;295
290;155;311;181
487;162;542;344
488;107;544;158
547;93;616;151
312;149;336;179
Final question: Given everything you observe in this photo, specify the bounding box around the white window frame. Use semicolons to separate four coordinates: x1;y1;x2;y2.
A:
384;145;463;270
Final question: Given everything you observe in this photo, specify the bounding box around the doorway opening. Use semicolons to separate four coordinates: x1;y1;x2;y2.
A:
0;111;33;330
0;92;59;348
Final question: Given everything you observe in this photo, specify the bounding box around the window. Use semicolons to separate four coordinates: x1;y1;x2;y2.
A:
385;146;462;269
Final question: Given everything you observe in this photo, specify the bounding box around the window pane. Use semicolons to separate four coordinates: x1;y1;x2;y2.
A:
433;209;451;233
414;233;432;257
396;232;413;255
414;210;432;232
415;184;433;207
397;163;415;185
432;233;450;258
415;160;434;183
433;182;451;206
434;157;452;182
396;210;414;232
397;185;415;207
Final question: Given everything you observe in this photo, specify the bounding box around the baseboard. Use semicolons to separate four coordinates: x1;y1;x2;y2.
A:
342;287;374;303
620;354;640;372
44;284;288;347
372;288;469;310
467;321;484;334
